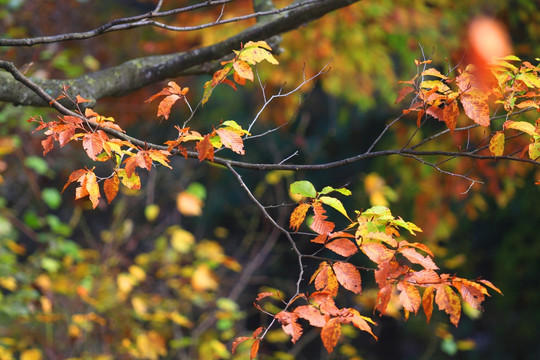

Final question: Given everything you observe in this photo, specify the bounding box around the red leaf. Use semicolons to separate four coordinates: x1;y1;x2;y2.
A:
196;135;214;162
325;238;358;257
290;203;310;232
216;128;245;155
321;318;341;353
275;311;303;344
294;305;327;327
395;86;415;104
397;281;421;314
332;262;362;294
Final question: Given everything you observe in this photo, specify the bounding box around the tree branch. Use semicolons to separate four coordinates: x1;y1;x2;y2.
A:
0;0;359;107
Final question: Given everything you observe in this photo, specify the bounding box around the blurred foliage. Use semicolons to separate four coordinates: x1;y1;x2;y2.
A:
0;0;539;359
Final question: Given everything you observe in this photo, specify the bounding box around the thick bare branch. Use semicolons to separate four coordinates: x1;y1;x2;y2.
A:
0;0;359;108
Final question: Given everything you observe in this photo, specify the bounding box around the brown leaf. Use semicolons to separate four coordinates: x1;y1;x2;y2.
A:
290;203;310;232
196;135;214;162
294;305;327;327
325;238;358;257
332;262;362;294
275;311;303;344
321;318;341;353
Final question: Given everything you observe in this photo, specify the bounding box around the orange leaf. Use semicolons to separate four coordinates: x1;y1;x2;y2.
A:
310;202;335;236
275;311;303;344
231;337;250;354
361;242;395;264
290;203;310;231
339;308;377;339
83;131;108;161
325;238;358;257
62;168;87;193
76;95;91;103
489;131;505;156
435;284;461;326
250;339;260;360
233;71;246;85
233;60;254;82
375;284;393;315
452;279;486;310
397;281;421;314
157;95;180;120
294;305;327;327
422;286;435;323
252;327;264;338
332;261;362;294
404;269;441;286
103;173;119;204
309;291;340;316
216;128;245;155
460;92;490;126
41;136;54;155
399;247;438;270
442;97;459;134
309;261;328;285
85;171;100;209
477;279;503;295
255;292;276;302
196;135;214;162
321;318;341;354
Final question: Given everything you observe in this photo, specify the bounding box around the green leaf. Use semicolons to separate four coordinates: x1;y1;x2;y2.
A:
319;196;349;219
42;187;62;210
186;182;206;200
318;186;352;196
362;206;392;218
24;156;49;176
290;180;317;198
390;217;423;235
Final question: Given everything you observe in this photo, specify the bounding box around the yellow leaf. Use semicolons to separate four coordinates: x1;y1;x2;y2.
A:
117;273;135;295
170;227;195;253
129;265;146;281
131;296;148;316
191;264;218;292
0;276;17;291
21;349;42;360
489;131;505;156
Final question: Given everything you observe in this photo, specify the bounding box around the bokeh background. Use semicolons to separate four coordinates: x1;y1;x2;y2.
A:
0;0;539;359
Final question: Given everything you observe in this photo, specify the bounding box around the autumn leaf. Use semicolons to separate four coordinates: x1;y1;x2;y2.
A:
310;202;335;236
290;203;310;231
375;284;393;315
339;308;377;340
215;128;245;155
294;305;327;327
360;242;395;264
395;86;415;104
124;152;153;178
321;318;341;353
83;170;100;209
62;168;87;193
255;292;276;302
477;279;503;295
239;41;279;65
82;130;108;160
460;91;490;126
397;281;421;314
309;291;340;316
435;284;461;326
312;265;339;297
442;96;459;134
399;247;438;270
404;269;441;286
250;339;260;360
275;311;303;344
145;81;189;120
332;261;362;294
231;337;250;354
196;135;214;162
319;196;349;219
489;131;505;156
422;286;435;323
325;238;358;257
103;173;119;204
452;279;486;310
503;120;537;136
233;60;254;81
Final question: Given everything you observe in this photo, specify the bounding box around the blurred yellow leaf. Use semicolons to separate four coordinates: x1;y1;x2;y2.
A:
21;349;42;360
170;311;193;328
170;228;195;253
129;265;146;282
0;277;17;291
136;331;167;360
191;264;218;292
131;296;148;316
68;324;82;339
6;240;25;255
40;296;52;314
117;273;135;296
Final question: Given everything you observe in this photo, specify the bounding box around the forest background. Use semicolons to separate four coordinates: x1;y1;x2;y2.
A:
0;0;539;359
